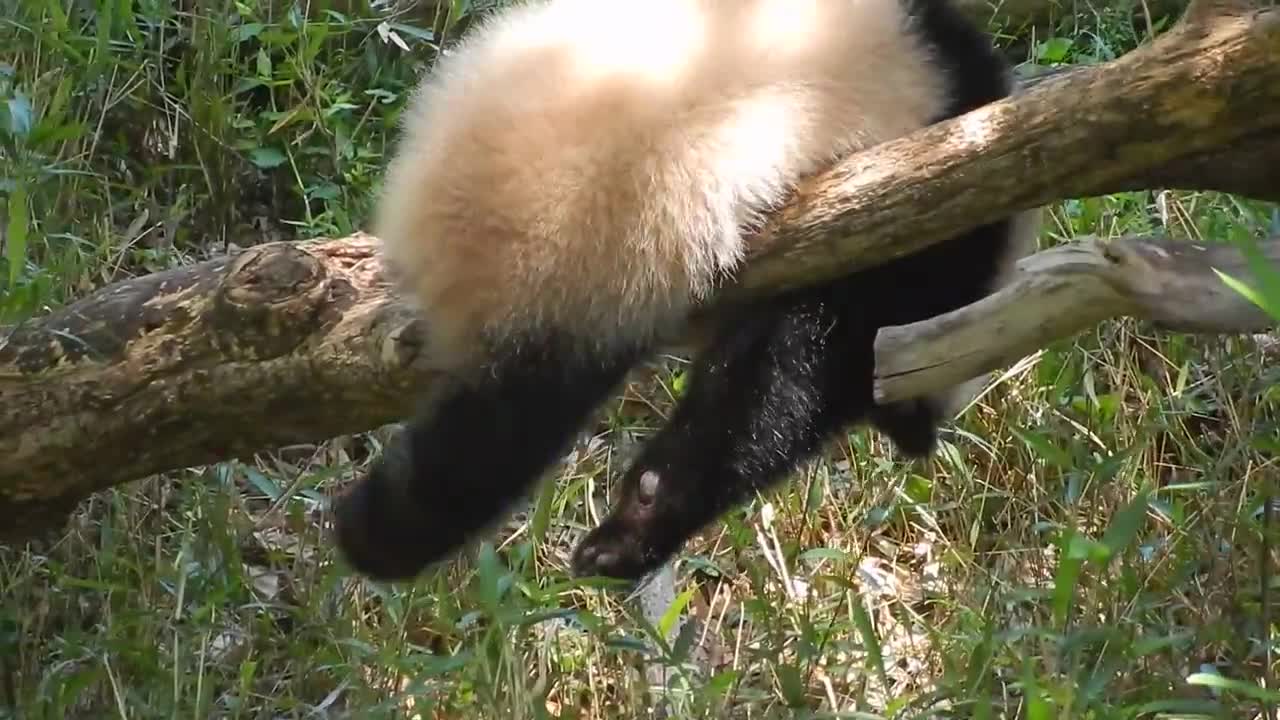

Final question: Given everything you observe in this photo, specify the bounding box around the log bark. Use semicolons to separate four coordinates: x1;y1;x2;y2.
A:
0;235;430;540
1;0;1279;542
872;234;1280;403
723;0;1280;301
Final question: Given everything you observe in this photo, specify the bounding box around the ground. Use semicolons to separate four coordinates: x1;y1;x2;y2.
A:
1;1;1279;718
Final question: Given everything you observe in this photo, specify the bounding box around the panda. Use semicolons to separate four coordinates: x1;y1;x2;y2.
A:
334;0;1042;582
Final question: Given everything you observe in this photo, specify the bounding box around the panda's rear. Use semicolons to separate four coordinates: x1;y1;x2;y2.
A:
374;0;950;366
337;0;1039;583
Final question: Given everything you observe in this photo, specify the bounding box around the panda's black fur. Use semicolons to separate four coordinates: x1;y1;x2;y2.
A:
334;0;1041;582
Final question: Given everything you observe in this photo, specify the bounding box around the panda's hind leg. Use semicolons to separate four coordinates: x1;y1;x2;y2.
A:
869;373;991;457
867;210;1039;456
571;289;877;580
335;336;640;581
570;218;1032;581
866;397;946;458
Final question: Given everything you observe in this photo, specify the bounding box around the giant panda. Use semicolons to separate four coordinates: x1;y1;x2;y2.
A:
334;0;1042;582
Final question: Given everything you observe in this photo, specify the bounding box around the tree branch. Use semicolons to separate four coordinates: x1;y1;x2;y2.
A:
0;236;431;540
872;234;1280;403
1;0;1278;542
722;0;1280;301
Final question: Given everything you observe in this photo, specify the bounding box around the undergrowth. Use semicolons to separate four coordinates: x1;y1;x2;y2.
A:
2;1;1278;718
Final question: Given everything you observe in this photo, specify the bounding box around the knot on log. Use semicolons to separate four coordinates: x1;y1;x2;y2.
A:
210;244;331;361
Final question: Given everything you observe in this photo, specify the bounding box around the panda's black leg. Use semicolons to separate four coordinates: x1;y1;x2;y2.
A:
335;339;639;581
571;221;1017;581
571;291;876;580
867;397;946;458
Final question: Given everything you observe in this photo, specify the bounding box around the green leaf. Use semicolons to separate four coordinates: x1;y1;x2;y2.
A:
6;185;29;288
475;542;506;614
388;21;436;43
1186;672;1280;702
256;48;272;79
657;585;696;639
797;547;850;564
1214;269;1280;322
1097;486;1151;563
1036;37;1073;63
1052;531;1090;626
850;596;889;692
1131;631;1192;658
242;466;282;501
233;23;266;42
248;147;287;168
1023;663;1054;720
965;620;996;693
528;467;558;543
6;94;33;138
705;670;739;698
1011;427;1074;469
1214;231;1280;322
775;662;806;707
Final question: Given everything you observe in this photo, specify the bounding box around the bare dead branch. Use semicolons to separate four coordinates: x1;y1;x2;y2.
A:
872;234;1280;403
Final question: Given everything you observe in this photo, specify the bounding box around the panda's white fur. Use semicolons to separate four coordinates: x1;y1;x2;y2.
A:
375;0;981;367
337;0;1041;582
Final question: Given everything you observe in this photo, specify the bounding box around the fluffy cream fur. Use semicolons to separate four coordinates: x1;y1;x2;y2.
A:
374;0;965;369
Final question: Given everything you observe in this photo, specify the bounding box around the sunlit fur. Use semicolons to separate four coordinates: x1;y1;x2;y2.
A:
334;0;1041;582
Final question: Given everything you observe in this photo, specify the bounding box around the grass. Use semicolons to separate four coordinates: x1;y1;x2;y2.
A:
2;0;1280;717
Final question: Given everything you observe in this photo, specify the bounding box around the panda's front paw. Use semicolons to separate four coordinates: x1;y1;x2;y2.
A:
571;469;680;581
869;397;942;459
333;438;475;582
333;461;436;581
571;521;657;581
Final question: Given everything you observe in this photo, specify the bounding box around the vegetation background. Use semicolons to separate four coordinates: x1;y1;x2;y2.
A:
2;0;1279;717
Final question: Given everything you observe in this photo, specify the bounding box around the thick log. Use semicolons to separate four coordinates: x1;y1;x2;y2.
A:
1;0;1278;542
725;0;1280;301
0;235;434;540
872;234;1280;403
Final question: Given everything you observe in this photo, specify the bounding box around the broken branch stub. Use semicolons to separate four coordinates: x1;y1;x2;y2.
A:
872;234;1280;404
